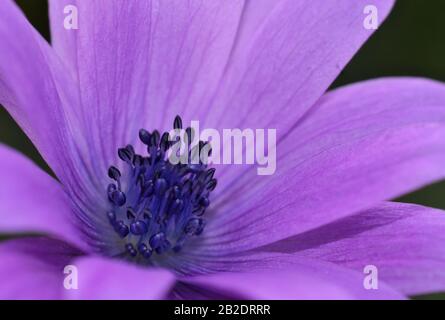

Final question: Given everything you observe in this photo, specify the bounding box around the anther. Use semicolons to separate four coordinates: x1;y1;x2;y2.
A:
105;115;217;261
111;190;126;206
130;220;148;235
139;129;151;145
118;147;133;163
108;166;121;180
174;115;183;130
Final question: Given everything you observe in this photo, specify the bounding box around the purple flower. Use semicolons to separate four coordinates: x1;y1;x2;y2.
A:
1;0;445;299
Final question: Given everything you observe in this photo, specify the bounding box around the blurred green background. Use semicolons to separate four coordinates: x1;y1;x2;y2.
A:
1;0;445;299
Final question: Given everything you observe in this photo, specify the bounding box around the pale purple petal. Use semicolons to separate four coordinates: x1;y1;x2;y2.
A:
49;0;248;171
0;1;74;175
64;256;175;300
0;0;107;222
264;202;445;296
0;144;87;251
49;0;394;167
0;237;83;299
204;0;395;136
176;254;404;299
208;0;394;190
202;78;445;254
46;0;395;238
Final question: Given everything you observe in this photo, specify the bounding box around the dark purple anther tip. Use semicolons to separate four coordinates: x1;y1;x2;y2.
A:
138;243;147;252
138;243;153;259
111;190;126;206
130;220;148;235
173;115;182;130
118;147;133;163
108;166;121;180
184;218;203;236
115;221;129;238
160;132;170;151
125;243;137;257
199;197;210;208
139;129;151;145
149;232;166;249
207;179;217;191
205;168;216;181
150;130;160;147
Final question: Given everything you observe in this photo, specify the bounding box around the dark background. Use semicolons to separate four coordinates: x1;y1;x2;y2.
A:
1;0;445;299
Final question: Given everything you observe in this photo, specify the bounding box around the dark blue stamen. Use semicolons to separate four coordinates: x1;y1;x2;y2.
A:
138;243;152;258
108;166;121;180
150;130;160;147
118;145;134;163
173;115;183;130
138;129;151;145
125;243;137;257
111;190;126;206
130;220;148;235
115;221;129;238
105;115;217;261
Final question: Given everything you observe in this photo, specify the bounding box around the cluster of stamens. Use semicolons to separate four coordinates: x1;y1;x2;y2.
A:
106;116;216;260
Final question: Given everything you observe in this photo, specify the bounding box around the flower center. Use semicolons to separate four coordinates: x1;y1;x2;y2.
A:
105;116;216;261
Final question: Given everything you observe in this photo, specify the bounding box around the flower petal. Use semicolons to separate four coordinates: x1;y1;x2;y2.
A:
204;78;445;254
64;256;175;300
203;0;395;137
176;254;404;299
46;0;393;232
0;144;87;250
0;0;106;222
49;0;394;160
0;237;83;299
48;0;248;169
0;0;81;178
263;202;445;296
